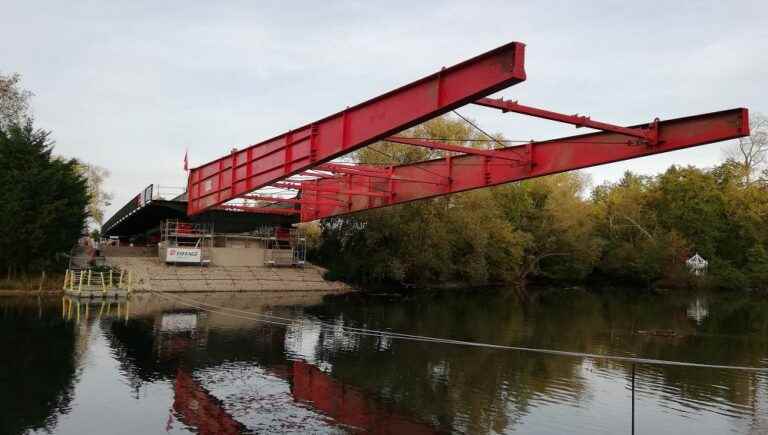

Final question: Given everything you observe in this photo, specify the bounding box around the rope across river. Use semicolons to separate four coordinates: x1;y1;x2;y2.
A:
147;289;768;373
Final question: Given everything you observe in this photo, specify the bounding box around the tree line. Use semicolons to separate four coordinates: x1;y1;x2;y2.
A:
312;114;768;292
0;72;110;281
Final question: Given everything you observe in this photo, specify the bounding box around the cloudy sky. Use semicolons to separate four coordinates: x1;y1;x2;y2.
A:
2;1;767;220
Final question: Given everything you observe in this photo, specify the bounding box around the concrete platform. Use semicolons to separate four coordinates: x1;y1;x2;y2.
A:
105;256;351;293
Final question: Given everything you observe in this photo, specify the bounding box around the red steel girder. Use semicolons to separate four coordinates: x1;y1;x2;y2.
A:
298;165;448;186
277;181;391;198
299;108;749;221
218;205;298;215
475;98;659;144
242;194;343;206
187;42;527;215
385;136;522;161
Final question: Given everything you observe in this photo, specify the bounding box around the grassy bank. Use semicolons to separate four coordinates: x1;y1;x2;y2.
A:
0;272;65;292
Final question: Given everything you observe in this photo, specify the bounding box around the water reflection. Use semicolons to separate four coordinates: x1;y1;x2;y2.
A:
0;297;77;435
687;297;709;325
1;289;767;434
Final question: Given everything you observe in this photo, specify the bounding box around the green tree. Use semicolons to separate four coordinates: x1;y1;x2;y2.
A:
317;115;595;289
0;122;89;276
492;172;600;286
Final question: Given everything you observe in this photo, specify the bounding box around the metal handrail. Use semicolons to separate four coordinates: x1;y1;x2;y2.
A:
63;269;133;293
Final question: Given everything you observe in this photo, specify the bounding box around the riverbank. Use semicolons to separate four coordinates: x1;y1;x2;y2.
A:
106;256;352;293
0;272;66;292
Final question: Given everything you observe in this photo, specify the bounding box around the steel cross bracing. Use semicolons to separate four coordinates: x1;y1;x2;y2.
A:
186;42;749;222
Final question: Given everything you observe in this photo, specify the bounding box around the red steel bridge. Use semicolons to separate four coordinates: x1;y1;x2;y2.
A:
186;42;749;222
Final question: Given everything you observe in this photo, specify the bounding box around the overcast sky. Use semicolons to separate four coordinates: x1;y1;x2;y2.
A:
2;1;767;220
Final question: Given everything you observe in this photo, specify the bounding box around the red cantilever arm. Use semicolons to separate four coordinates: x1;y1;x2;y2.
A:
187;42;527;215
475;98;659;143
299;108;749;221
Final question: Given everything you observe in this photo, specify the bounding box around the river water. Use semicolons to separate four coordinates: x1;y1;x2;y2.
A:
1;289;767;434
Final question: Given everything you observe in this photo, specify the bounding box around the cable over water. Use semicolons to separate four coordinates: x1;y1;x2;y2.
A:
147;290;768;372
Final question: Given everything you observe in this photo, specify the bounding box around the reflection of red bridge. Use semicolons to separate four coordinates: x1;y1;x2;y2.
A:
173;369;245;435
172;361;438;434
290;360;438;434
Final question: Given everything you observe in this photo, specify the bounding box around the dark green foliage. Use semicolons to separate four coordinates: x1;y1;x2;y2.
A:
0;122;89;274
0;299;76;434
593;164;768;290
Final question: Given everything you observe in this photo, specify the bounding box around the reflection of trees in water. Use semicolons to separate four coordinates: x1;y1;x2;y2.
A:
306;290;768;434
0;297;77;435
104;313;288;386
88;291;768;434
585;291;768;417
306;293;589;434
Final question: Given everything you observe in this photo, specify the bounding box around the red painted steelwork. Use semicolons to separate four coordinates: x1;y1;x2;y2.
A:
218;205;299;215
276;181;392;198
299;108;749;221
290;360;438;434
172;369;245;435
386;136;521;161
187;42;526;215
474;97;659;143
242;194;344;207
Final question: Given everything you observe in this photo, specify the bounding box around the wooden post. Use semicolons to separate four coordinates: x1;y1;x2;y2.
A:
38;271;46;292
118;270;124;288
63;270;69;290
109;270;113;288
78;272;83;292
87;270;92;286
101;272;107;293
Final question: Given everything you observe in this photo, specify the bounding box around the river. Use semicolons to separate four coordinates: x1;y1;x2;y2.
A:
1;289;767;434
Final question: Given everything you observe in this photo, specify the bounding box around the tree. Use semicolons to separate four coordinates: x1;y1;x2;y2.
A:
75;163;113;226
0;72;33;131
317;115;598;289
493;172;600;287
724;112;768;183
0;122;89;275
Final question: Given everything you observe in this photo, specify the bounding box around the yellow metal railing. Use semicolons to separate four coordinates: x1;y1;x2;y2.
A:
63;269;133;293
61;297;131;324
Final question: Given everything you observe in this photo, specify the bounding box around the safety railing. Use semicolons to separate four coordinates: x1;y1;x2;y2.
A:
63;269;134;293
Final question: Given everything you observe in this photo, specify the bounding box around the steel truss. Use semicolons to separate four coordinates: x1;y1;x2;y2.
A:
186;42;749;222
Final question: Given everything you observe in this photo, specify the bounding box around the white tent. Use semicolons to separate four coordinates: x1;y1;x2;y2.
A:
686;253;708;276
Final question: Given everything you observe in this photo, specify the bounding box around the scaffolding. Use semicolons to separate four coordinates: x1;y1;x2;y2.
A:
160;220;213;265
264;228;307;267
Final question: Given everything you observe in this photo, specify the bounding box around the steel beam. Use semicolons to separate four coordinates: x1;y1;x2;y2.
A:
273;181;391;199
299;108;749;221
242;195;344;206
386;136;521;161
219;205;298;215
187;42;527;215
474;98;659;143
